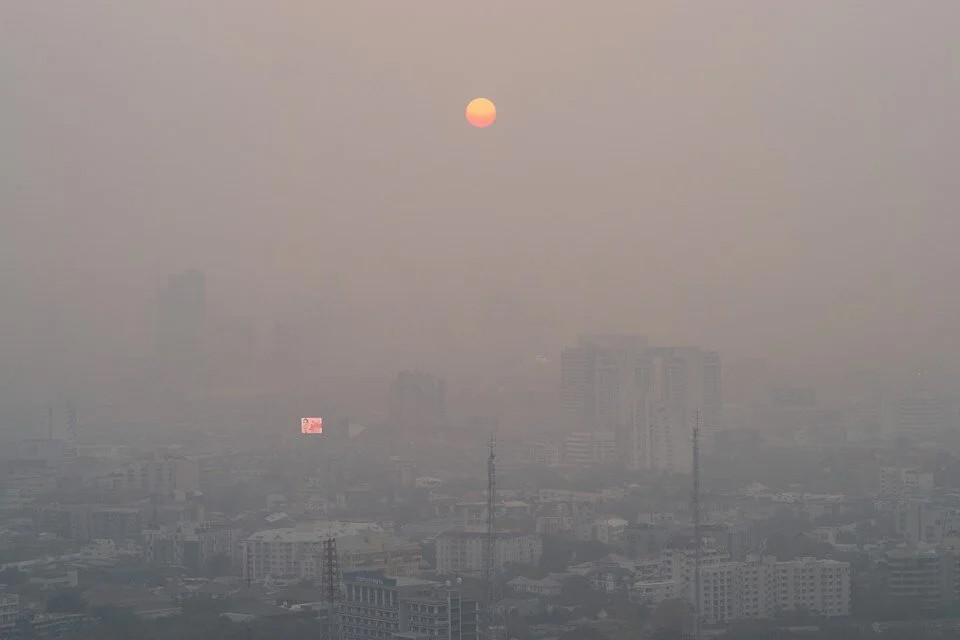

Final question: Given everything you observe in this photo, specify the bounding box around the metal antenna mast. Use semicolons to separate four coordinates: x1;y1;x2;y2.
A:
692;412;702;640
322;537;341;640
486;434;499;640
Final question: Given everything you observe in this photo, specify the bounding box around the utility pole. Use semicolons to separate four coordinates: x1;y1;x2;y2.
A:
692;413;702;640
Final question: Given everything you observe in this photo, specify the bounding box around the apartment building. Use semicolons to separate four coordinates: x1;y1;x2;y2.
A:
241;524;421;581
895;500;960;545
142;521;240;571
340;571;479;640
695;557;851;624
0;594;18;631
879;467;934;498
434;531;542;577
97;454;200;496
882;548;954;613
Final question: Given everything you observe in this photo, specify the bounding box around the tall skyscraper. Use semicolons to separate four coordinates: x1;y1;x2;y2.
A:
156;270;206;365
560;335;721;473
560;334;650;431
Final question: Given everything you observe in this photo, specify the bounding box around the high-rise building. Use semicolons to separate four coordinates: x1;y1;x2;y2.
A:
389;371;446;431
156;270;206;363
562;431;617;467
560;335;722;472
560;334;649;431
340;571;480;640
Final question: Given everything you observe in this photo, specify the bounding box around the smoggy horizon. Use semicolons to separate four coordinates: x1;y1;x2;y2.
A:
3;1;960;406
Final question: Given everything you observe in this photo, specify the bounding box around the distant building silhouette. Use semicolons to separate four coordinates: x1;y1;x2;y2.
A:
389;371;446;431
560;334;721;472
156;270;206;365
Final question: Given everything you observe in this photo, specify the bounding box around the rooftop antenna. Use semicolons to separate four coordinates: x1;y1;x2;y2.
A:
692;411;702;640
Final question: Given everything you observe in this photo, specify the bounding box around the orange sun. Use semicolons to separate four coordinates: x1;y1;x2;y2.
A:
466;97;496;128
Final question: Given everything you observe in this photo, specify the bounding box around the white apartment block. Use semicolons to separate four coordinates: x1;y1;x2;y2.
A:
240;522;421;581
435;531;542;576
695;557;850;625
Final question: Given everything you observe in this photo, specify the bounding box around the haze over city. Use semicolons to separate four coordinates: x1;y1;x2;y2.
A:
2;3;960;640
4;1;960;399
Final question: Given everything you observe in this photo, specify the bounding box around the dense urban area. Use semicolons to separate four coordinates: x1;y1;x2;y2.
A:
4;305;960;639
5;3;959;640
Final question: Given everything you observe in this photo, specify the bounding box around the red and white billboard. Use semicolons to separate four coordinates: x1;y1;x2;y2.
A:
301;417;323;434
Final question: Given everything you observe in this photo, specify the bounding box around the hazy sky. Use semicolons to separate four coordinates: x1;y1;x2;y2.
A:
2;1;959;388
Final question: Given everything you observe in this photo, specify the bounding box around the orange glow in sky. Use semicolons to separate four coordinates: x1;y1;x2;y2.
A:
466;98;496;128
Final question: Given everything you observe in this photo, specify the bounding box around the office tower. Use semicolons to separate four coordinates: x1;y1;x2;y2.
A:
560;335;721;473
389;371;446;430
156;270;206;364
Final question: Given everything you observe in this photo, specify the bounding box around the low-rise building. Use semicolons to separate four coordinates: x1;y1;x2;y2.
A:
631;580;680;605
507;576;562;597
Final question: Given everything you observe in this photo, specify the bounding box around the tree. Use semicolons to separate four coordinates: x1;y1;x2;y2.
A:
204;553;234;577
651;598;692;633
540;537;612;572
0;568;27;586
558;576;606;614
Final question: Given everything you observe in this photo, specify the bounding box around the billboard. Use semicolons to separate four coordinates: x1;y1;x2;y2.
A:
301;417;323;434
